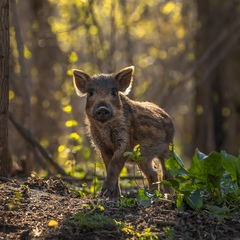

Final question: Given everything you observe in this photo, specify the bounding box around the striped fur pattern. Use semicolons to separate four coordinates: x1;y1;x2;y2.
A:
73;66;174;197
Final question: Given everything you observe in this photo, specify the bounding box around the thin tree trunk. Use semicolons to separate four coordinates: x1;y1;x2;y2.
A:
10;0;32;175
0;0;10;177
193;0;240;155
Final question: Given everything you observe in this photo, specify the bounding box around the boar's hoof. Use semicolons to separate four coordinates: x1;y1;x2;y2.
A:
99;188;113;198
99;186;120;198
94;106;112;122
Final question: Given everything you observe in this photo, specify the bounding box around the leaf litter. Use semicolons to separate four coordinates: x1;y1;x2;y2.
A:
0;177;240;239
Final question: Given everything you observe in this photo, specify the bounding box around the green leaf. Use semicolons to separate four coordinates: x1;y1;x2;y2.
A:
206;205;232;218
123;152;132;157
136;189;152;207
203;152;223;178
221;151;238;180
124;145;146;163
165;150;189;177
173;149;186;169
136;189;161;207
189;150;223;183
189;150;204;180
185;189;203;211
196;149;207;161
176;194;185;211
133;144;140;153
161;179;180;193
236;159;240;187
134;156;147;162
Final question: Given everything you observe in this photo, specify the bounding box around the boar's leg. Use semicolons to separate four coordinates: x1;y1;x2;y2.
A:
99;180;120;198
158;158;173;194
138;158;173;194
99;151;121;197
99;151;127;198
137;160;159;190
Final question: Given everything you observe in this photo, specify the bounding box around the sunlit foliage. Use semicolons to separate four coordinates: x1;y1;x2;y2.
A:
9;0;196;176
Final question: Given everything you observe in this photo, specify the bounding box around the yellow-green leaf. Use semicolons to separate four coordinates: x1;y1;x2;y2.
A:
65;120;78;127
62;105;72;113
48;219;58;227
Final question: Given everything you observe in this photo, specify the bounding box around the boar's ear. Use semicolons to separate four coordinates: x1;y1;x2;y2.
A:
114;66;134;95
72;69;91;96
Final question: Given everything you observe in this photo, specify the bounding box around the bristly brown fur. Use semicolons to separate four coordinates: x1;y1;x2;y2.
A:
73;66;174;197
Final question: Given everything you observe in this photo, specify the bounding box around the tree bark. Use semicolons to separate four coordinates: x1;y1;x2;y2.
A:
193;0;240;155
0;0;10;177
10;0;32;175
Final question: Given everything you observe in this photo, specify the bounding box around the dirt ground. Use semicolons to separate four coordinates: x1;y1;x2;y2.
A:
0;177;240;240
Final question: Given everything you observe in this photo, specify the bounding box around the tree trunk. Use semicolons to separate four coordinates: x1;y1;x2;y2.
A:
0;0;10;177
10;0;32;175
193;0;240;155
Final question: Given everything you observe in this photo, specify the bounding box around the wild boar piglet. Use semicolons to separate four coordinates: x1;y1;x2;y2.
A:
72;66;174;197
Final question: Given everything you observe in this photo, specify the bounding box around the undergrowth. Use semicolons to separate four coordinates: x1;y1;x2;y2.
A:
67;144;240;239
163;145;240;217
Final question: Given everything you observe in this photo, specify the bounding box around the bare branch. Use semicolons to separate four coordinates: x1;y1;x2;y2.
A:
9;112;67;176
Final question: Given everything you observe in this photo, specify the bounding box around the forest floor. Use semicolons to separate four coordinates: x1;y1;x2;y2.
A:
1;177;240;240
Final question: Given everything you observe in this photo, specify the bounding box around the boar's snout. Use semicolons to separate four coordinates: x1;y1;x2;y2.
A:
93;103;113;122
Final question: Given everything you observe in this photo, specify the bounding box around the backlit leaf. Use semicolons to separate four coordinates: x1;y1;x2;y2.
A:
48;219;58;227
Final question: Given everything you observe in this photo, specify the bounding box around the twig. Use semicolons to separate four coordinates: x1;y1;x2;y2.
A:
29;144;52;176
9;112;67;176
0;176;11;183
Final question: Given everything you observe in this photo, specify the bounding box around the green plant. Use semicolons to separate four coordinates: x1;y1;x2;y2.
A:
68;199;122;232
7;191;23;211
163;227;174;240
67;183;87;197
117;197;137;210
135;227;158;240
82;199;105;213
136;188;162;207
70;211;158;239
123;145;162;207
69;212;123;232
162;146;240;216
124;144;147;163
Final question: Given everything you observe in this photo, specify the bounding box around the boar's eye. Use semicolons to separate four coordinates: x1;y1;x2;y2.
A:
88;89;94;97
111;88;118;97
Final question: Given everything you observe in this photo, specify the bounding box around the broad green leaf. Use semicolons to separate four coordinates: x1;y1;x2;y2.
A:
221;173;234;195
165;153;189;177
172;149;186;169
136;189;152;207
196;149;207;161
208;175;221;190
202;152;223;178
189;149;205;181
236;159;240;187
161;179;180;193
189;150;223;183
206;205;232;218
221;151;238;180
136;189;160;207
185;189;203;211
176;194;185;211
178;180;197;192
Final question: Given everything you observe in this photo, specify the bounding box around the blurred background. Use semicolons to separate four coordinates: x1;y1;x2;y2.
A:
8;0;240;177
